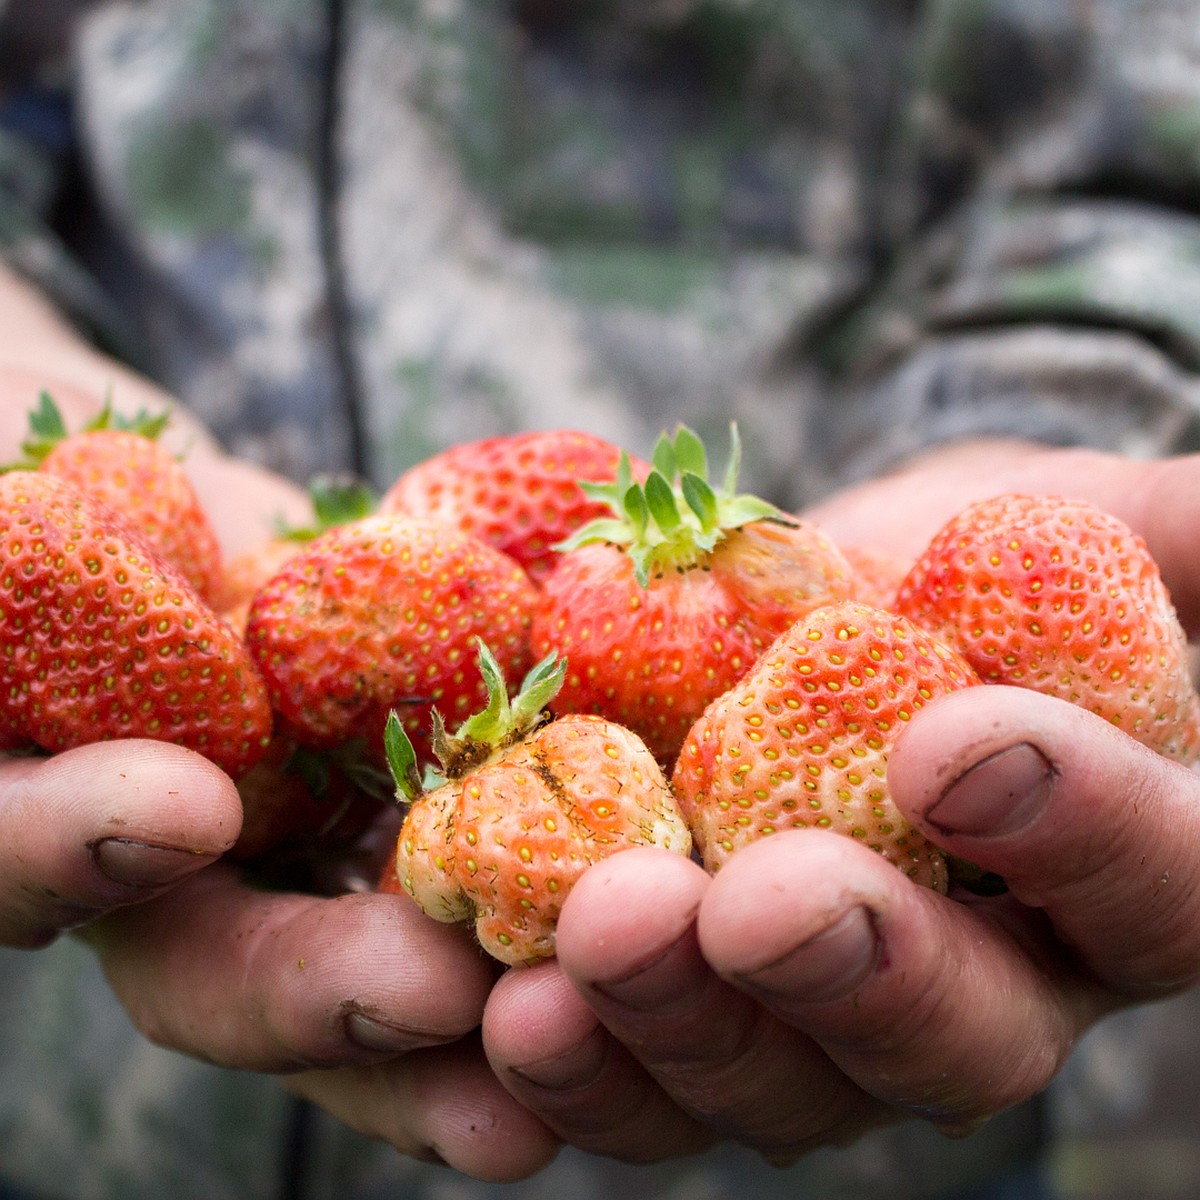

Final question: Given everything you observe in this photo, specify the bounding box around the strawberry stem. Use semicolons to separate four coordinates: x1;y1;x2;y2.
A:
274;472;378;542
383;641;567;799
384;712;425;804
558;423;788;586
2;390;173;472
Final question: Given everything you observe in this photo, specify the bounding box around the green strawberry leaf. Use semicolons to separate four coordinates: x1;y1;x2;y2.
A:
455;641;514;745
721;422;744;496
412;641;568;781
718;494;787;529
559;516;629;551
650;429;677;482
5;390;173;472
311;473;377;528
643;471;682;534
511;651;568;729
286;743;333;798
680;471;719;531
6;391;68;468
327;739;398;802
98;400;172;440
553;424;792;586
28;390;69;443
384;711;425;804
672;425;708;479
622;481;650;539
275;472;378;542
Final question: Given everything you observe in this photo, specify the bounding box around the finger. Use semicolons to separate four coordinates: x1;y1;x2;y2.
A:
483;957;716;1163
697;830;1082;1131
890;686;1200;995
0;740;241;947
1104;453;1200;634
544;849;886;1161
287;1037;561;1183
87;864;495;1072
182;450;312;557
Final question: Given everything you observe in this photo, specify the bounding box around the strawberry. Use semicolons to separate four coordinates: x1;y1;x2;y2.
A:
0;471;272;776
8;392;223;604
243;513;537;761
893;492;1200;764
672;600;982;888
379;429;650;586
213;473;377;635
381;643;691;964
529;425;854;765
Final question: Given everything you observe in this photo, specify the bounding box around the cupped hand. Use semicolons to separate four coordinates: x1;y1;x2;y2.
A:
482;685;1200;1165
481;443;1200;1165
0;736;556;1179
87;860;559;1180
0;351;559;1181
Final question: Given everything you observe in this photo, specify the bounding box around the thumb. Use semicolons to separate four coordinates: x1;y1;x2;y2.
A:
0;740;241;947
890;687;1200;996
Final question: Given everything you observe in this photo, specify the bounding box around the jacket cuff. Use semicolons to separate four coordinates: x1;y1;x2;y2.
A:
824;323;1200;483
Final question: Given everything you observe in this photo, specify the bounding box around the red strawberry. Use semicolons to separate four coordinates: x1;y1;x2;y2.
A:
379;429;650;586
381;644;691;963
213;473;377;635
244;514;537;760
9;392;224;604
0;471;272;776
894;492;1200;764
672;600;982;888
529;425;854;764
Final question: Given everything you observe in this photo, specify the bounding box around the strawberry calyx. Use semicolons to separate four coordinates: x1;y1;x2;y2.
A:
3;391;171;471
385;641;567;803
274;472;378;542
287;740;396;805
557;423;788;586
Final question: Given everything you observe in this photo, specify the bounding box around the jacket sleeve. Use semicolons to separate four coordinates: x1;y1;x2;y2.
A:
0;0;134;358
818;0;1200;482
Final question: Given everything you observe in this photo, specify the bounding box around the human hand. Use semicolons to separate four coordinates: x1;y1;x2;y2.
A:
0;364;245;948
479;443;1200;1165
0;320;559;1179
804;438;1200;634
0;670;532;1179
0;353;306;947
88;860;559;1179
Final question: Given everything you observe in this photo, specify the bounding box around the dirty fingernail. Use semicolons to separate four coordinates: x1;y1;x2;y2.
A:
90;838;217;888
344;1009;445;1055
509;1025;609;1091
739;906;880;1004
925;743;1055;838
591;919;705;1012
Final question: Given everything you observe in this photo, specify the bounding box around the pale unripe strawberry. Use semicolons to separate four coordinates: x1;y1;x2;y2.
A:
673;600;982;888
381;645;691;964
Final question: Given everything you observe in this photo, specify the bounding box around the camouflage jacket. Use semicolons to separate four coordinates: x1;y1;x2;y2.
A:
2;1;1200;1198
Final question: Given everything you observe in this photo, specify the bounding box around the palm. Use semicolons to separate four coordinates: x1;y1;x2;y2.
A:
805;439;1200;634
